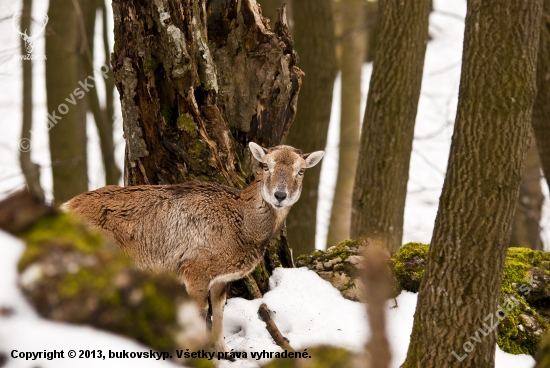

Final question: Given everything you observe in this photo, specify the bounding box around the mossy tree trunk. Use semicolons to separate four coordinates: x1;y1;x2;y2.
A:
510;134;544;250
46;0;89;206
326;0;366;248
283;0;338;257
403;0;543;366
350;0;431;253
532;0;550;191
111;0;302;294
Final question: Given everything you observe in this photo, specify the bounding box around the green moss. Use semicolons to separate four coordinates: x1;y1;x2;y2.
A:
177;114;199;138
18;214;104;271
18;213;184;352
143;54;158;74
390;242;429;293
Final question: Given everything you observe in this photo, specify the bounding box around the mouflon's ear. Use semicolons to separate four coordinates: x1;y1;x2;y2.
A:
249;142;268;162
303;151;325;168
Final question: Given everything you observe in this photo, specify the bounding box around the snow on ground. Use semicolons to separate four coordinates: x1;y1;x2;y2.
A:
0;230;535;368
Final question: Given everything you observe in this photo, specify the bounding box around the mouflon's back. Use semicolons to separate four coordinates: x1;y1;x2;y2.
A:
65;182;250;272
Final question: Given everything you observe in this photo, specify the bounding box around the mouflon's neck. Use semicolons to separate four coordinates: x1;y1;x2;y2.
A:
240;179;291;237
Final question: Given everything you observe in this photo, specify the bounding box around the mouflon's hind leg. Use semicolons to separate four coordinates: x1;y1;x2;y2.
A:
210;281;230;354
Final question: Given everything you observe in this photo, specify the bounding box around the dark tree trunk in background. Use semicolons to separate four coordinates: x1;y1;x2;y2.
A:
532;0;550;191
111;0;301;293
350;0;431;253
46;0;88;205
365;0;379;62
510;134;544;250
283;0;337;257
403;0;542;366
257;0;283;27
327;0;366;248
20;0;44;199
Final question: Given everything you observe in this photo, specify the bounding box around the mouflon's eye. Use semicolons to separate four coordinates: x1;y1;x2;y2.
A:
262;163;269;171
298;168;305;176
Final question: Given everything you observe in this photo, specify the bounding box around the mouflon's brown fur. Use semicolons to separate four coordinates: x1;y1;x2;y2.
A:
64;143;324;353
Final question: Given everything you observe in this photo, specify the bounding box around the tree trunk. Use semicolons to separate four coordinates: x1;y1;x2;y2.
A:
532;0;550;191
46;0;88;206
20;0;44;200
326;0;366;248
510;134;544;250
112;0;301;188
403;0;542;366
365;0;379;63
350;0;431;253
283;0;337;256
257;0;283;27
81;0;121;186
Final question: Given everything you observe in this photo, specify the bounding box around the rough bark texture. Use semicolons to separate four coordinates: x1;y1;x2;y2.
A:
350;0;431;253
403;1;543;367
283;0;337;256
511;134;544;250
532;0;550;191
327;0;366;248
112;0;301;188
19;0;44;199
46;0;89;205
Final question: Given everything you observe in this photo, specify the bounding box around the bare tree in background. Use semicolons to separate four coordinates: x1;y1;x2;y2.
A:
284;0;338;256
404;0;542;365
46;0;88;205
18;0;44;199
351;0;431;253
326;0;366;248
510;135;544;250
81;0;121;185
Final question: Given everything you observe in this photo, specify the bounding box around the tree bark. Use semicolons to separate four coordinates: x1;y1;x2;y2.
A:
403;0;543;366
112;0;301;189
46;0;88;206
350;0;431;253
326;0;366;248
20;0;44;200
283;0;337;256
532;0;550;191
510;134;544;250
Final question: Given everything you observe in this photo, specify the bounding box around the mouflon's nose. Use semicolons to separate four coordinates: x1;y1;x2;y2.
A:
274;191;287;202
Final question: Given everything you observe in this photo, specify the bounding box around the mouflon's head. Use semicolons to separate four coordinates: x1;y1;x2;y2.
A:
249;142;325;210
